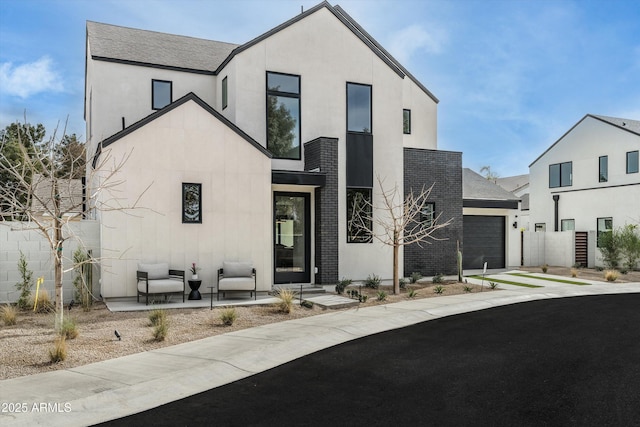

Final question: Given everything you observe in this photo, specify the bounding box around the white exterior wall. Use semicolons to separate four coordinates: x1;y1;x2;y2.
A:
463;207;521;268
0;221;100;304
529;116;640;233
97;100;272;297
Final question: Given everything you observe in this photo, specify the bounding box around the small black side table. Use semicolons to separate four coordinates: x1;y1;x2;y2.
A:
188;280;202;300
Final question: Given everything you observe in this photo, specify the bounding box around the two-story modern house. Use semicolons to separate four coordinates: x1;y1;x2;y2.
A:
85;1;463;298
527;114;640;267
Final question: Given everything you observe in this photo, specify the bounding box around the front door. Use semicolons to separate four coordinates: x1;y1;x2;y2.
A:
274;192;310;284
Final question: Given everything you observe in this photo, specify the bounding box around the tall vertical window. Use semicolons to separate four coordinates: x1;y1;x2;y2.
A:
627;150;639;174
347;83;372;133
152;79;172;110
599;156;608;182
597;217;613;248
420;202;435;226
266;72;300;159
222;76;228;110
403;109;411;134
182;183;202;224
347;188;372;243
549;161;572;188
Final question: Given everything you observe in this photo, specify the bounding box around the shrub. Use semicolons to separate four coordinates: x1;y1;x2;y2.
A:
619;224;640;271
598;230;621;269
434;285;445;294
407;289;418;299
620;268;628;275
432;273;444;284
73;248;93;311
399;277;408;289
15;251;34;310
59;317;79;339
376;290;387;301
410;272;422;284
276;288;296;314
360;294;368;303
571;268;578;278
152;315;169;341
1;304;18;325
31;289;54;313
335;278;352;295
148;308;167;326
489;282;498;290
463;285;473;293
219;307;237;326
595;266;604;272
604;270;618;282
363;274;381;289
49;336;67;363
541;264;548;273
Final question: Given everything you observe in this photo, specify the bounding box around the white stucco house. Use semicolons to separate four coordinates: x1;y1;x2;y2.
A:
526;114;640;267
85;1;464;299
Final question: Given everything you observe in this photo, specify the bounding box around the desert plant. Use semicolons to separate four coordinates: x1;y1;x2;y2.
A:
407;288;418;298
619;224;640;271
541;264;548;273
360;294;368;303
1;304;18;325
219;307;237;326
598;230;621;269
410;272;422;284
31;288;54;313
604;270;618;282
463;285;473;293
434;285;445;294
399;277;408;289
72;247;93;311
59;317;79;339
49;336;67;363
335;277;352;295
15;251;34;310
432;273;444;284
571;268;578;278
148;308;167;326
489;281;498;290
301;300;313;309
620;268;628;275
275;288;296;314
376;290;387;301
152;315;169;341
596;266;604;272
364;274;381;289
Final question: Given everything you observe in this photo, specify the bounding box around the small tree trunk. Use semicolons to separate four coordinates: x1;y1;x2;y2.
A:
54;219;64;329
393;242;400;295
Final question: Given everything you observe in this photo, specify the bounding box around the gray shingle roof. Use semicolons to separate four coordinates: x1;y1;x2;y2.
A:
31;175;84;215
463;168;519;201
87;21;239;73
495;174;529;193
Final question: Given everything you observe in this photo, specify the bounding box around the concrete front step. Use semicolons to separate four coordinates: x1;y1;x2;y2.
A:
273;284;327;296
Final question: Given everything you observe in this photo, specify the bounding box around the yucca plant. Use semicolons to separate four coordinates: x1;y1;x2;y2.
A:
463;285;473;293
407;288;418;299
434;285;445;294
376;290;387;301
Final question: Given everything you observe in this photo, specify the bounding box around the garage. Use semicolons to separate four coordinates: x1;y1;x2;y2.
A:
463;215;505;269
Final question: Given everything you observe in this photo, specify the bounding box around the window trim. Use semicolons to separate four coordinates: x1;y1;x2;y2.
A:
535;223;546;232
182;183;202;224
151;79;172;110
599;155;608;183
346;187;373;243
627;150;639;174
266;71;301;160
403;109;411;134
420;202;435;227
549;161;572;188
346;82;372;134
222;76;228;110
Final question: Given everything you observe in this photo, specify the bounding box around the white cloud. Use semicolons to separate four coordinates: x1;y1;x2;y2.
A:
0;56;63;99
387;24;446;64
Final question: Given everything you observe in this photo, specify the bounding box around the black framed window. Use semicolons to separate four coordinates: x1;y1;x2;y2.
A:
347;188;372;243
420;202;435;226
347;82;372;133
182;183;202;224
597;217;613;248
152;79;172;110
535;223;546;232
266;72;300;159
222;76;228;110
403;109;411;134
627;150;639;174
599;155;608;182
549;161;572;188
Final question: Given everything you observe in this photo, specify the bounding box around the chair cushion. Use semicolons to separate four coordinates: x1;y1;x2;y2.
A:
219;277;255;291
138;263;169;280
138;278;184;293
223;261;253;278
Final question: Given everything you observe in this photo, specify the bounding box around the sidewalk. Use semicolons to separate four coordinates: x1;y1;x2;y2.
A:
2;273;639;426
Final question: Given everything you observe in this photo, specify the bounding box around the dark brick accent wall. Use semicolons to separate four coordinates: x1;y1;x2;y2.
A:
304;137;339;285
403;148;463;276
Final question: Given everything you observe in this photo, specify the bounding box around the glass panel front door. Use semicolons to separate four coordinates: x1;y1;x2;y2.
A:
274;193;310;283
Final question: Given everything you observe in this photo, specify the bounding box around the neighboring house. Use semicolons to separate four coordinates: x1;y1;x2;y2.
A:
30;174;84;220
496;173;529;232
85;1;463;298
527;114;640;267
462;169;520;269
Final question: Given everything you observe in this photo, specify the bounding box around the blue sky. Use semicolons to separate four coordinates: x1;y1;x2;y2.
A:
1;0;639;176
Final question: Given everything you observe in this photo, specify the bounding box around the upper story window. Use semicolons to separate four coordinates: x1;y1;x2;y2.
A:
266;72;300;159
222;76;228;110
152;79;172;110
420;202;435;226
549;161;572;188
599;156;608;182
403;109;411;134
627;150;639;174
347;82;371;133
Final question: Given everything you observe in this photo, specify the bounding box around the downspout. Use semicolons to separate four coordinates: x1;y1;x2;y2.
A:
553;195;560;231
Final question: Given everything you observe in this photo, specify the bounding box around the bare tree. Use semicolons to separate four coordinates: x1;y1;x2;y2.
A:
350;175;453;294
0;119;148;328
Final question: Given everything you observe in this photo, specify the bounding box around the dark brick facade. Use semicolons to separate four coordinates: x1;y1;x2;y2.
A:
403;148;463;276
304;137;339;284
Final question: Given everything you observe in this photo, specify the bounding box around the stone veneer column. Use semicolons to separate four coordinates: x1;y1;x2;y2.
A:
403;148;463;276
304;137;339;285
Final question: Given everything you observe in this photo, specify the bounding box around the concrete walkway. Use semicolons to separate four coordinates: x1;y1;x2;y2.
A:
2;273;639;427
